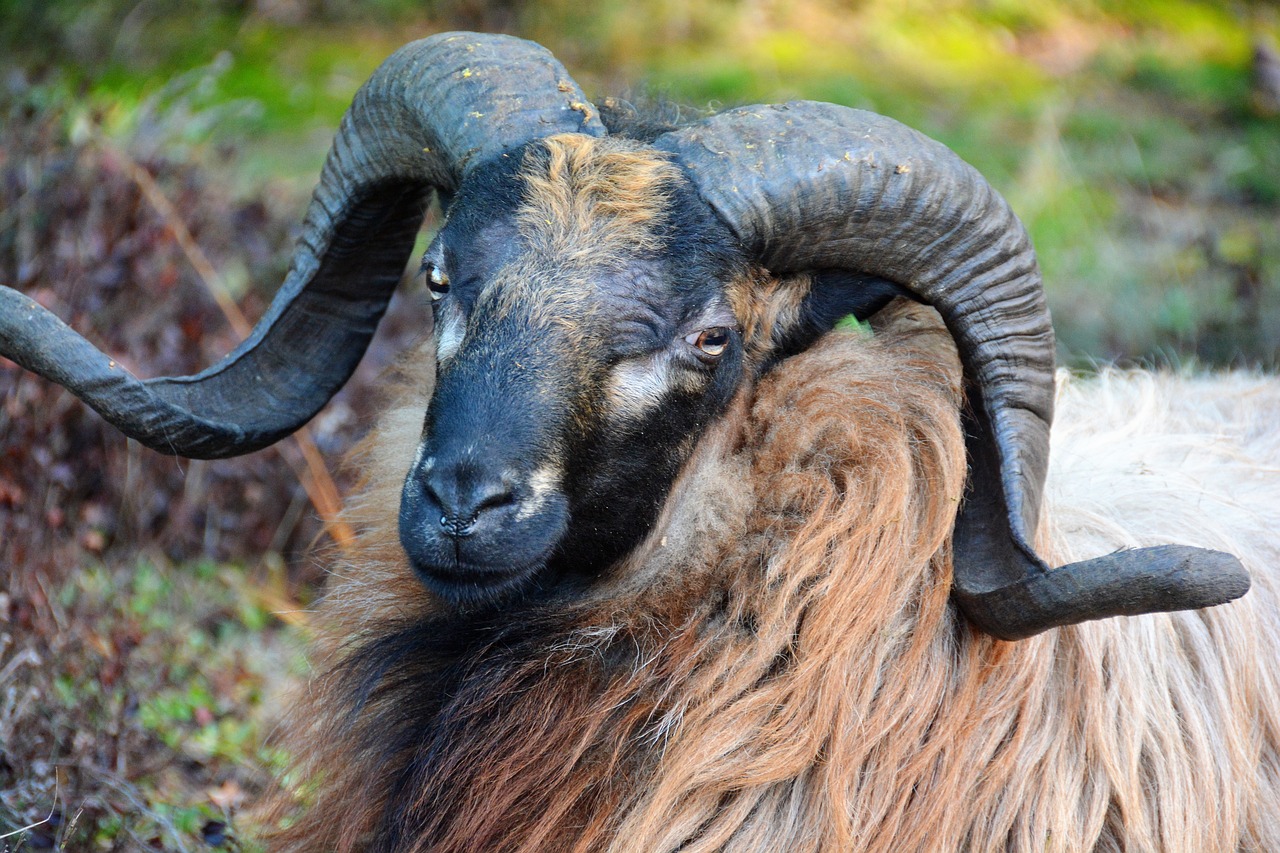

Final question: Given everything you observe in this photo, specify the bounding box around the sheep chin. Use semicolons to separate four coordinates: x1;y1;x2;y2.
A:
408;549;556;612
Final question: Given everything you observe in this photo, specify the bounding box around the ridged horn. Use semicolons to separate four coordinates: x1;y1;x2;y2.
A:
656;102;1249;639
0;32;604;459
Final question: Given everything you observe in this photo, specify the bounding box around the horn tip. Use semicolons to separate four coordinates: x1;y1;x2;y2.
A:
955;544;1252;641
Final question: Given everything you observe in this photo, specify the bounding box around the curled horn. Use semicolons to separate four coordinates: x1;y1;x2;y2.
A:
656;102;1249;639
0;32;604;459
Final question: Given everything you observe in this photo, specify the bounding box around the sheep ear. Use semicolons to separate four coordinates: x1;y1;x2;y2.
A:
768;271;916;359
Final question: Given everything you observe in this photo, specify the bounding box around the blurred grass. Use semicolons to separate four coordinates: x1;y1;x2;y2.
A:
2;0;1276;366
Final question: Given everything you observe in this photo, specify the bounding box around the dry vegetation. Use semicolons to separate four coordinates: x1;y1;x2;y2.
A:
0;81;429;848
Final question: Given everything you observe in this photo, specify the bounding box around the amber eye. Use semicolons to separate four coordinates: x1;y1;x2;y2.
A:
425;264;450;301
685;327;731;360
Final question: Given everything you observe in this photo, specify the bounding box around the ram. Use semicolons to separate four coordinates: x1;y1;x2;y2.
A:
2;32;1277;852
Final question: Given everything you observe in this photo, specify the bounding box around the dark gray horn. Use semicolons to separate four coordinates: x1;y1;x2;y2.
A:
655;102;1249;639
0;32;604;459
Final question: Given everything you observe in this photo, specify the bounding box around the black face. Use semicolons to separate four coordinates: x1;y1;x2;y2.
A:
398;138;750;608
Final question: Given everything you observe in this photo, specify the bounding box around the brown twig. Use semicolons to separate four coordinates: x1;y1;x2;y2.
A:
116;147;356;557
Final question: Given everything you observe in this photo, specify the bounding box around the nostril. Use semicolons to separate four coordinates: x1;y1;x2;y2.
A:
474;480;515;513
421;463;517;537
421;477;445;513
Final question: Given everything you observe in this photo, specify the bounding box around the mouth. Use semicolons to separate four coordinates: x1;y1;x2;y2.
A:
409;553;551;609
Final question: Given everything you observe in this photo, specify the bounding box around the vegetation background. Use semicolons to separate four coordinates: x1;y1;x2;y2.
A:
1;0;1277;848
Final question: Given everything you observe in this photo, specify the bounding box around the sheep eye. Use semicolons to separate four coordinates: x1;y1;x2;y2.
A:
686;327;730;359
425;264;450;301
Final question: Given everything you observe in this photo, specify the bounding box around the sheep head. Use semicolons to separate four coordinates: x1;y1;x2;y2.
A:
0;32;1250;638
399;135;753;602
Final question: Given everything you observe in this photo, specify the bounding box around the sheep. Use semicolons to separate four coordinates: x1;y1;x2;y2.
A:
262;302;1280;852
1;31;1274;851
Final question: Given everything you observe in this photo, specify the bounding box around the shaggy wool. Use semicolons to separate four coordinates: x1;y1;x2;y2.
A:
262;302;1280;852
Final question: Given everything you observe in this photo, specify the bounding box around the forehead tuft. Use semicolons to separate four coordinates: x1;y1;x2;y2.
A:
518;134;683;253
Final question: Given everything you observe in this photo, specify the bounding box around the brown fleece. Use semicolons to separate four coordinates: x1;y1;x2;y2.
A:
261;302;1280;852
